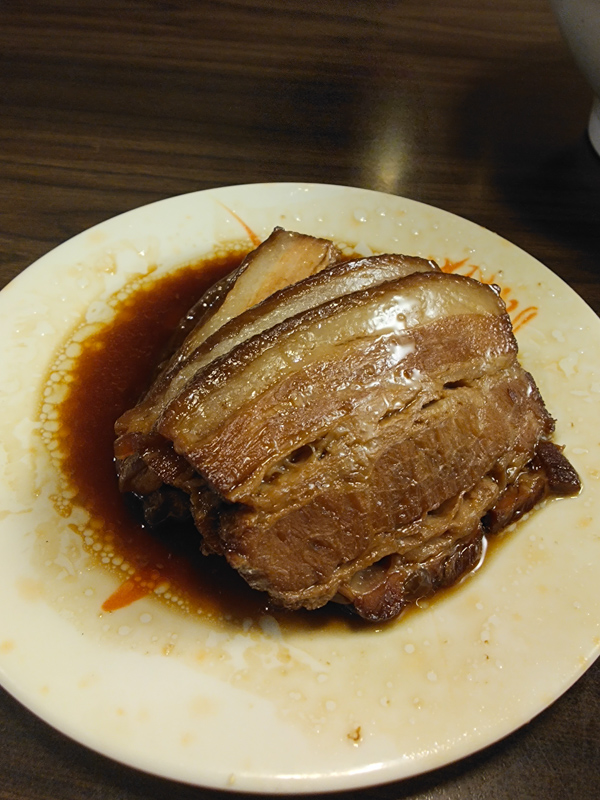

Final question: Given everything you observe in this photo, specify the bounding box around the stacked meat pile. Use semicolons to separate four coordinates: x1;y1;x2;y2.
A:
114;229;580;622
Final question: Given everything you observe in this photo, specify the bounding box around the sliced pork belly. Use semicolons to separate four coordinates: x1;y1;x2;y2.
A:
115;231;580;621
115;227;341;501
163;227;343;369
117;228;342;439
158;272;515;495
115;247;439;504
338;440;580;621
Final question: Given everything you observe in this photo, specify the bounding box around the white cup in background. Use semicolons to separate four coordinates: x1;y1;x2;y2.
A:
550;0;600;155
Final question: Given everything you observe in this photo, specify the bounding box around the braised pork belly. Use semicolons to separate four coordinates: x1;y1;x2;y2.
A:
115;229;580;622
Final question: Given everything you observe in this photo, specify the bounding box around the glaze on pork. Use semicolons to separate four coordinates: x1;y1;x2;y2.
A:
115;229;580;622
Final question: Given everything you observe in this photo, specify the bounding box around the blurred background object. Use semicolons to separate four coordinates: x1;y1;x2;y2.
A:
550;0;600;154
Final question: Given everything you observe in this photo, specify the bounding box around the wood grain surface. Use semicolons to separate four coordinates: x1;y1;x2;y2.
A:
1;1;599;798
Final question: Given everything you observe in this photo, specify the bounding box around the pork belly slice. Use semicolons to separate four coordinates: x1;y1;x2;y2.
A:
115;228;341;501
115;239;580;621
162;227;343;371
116;228;341;441
149;270;570;616
115;248;439;502
211;365;554;611
157;271;515;497
117;251;438;444
338;441;581;621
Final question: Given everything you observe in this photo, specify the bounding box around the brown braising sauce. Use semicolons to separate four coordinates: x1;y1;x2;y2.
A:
55;250;357;630
56;251;265;619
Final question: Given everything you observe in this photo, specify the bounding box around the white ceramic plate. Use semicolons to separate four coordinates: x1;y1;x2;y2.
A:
1;183;599;794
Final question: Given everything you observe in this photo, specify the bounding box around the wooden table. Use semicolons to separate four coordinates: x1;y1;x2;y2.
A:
1;1;599;798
